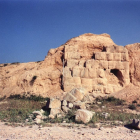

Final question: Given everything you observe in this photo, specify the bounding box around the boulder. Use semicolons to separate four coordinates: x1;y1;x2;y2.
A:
63;92;77;103
75;109;95;123
49;98;61;109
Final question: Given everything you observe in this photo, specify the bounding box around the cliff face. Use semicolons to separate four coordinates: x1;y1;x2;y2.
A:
0;33;139;99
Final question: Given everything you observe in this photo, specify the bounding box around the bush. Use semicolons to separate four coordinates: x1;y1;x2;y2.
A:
128;104;136;110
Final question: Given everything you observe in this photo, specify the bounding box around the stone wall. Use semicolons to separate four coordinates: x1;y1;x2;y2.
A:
63;45;130;94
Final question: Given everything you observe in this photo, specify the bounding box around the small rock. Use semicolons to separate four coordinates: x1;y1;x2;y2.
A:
49;114;55;119
62;100;67;106
68;103;73;108
97;102;102;105
36;115;42;119
99;127;104;130
62;106;70;113
131;129;136;133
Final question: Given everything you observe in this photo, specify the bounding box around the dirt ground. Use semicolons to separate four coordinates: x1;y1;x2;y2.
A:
0;122;140;140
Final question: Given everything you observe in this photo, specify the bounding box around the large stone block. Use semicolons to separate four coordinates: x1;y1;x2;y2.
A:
114;61;124;70
123;62;129;70
63;76;74;84
121;53;129;61
65;52;80;60
64;67;71;77
113;53;121;61
97;78;107;86
88;67;97;78
79;60;86;67
65;45;79;52
108;61;115;69
75;109;94;123
72;67;81;77
49;98;61;109
85;59;93;68
104;85;113;94
63;83;74;92
66;59;79;68
50;108;61;116
63;92;77;102
81;78;92;86
95;52;106;60
98;61;108;69
97;69;105;78
73;77;81;85
81;68;89;78
106;53;113;61
91;60;99;69
92;78;97;85
71;88;84;101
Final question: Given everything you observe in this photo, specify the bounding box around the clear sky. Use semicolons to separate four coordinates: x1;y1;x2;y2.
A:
0;0;140;64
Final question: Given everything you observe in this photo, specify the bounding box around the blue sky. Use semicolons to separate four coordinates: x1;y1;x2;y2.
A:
0;0;140;64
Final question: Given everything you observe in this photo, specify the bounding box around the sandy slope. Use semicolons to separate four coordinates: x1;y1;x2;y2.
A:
0;122;140;140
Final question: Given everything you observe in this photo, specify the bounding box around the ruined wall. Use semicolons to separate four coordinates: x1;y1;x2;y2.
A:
63;45;130;94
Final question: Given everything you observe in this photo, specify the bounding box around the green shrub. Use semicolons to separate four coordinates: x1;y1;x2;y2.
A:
128;104;136;110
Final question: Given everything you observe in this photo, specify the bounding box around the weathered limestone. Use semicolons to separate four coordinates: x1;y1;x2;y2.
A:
75;109;95;123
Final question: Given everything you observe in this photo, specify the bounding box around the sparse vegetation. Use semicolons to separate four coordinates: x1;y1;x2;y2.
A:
128;104;136;110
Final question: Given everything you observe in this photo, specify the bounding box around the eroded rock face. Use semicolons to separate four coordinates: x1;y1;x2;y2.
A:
125;43;140;87
0;33;136;98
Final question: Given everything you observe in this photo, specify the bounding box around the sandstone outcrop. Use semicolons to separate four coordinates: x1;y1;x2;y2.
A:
0;33;139;100
125;43;140;87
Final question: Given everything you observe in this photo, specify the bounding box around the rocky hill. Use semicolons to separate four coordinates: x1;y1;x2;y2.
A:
0;33;140;102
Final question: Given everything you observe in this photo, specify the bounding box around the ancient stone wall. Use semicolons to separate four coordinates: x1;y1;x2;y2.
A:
63;45;130;94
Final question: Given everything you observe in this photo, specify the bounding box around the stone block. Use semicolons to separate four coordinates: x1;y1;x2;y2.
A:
121;70;129;79
64;67;71;77
92;78;97;85
95;52;106;60
106;53;113;61
63;77;74;84
50;108;61;116
73;77;81;85
113;53;121;61
123;62;129;70
79;60;86;67
85;59;93;68
91;60;99;69
62;100;67;106
82;85;93;92
66;59;79;68
72;67;81;77
104;85;113;94
98;61;108;69
108;61;115;69
88;67;97;78
97;69;105;78
75;109;94;123
114;61;124;70
115;46;125;53
63;92;77;102
81;78;92;86
63;83;74;92
97;78;107;86
81;68;89;78
121;53;129;61
72;88;84;101
65;45;79;52
49;98;61;109
65;52;80;59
